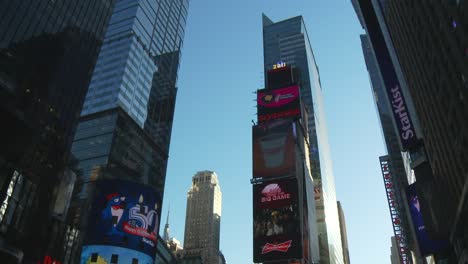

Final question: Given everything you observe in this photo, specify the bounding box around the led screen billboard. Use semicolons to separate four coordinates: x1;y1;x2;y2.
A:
406;183;449;256
253;178;302;262
83;179;162;259
253;119;296;179
80;245;153;264
257;85;301;123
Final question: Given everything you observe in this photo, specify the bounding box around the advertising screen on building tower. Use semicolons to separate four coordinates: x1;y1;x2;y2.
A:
82;179;162;260
252;119;296;179
253;178;302;262
406;183;449;256
257;85;301;123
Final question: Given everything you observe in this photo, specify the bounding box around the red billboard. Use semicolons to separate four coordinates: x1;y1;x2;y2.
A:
253;178;302;262
253;119;296;179
257;85;301;123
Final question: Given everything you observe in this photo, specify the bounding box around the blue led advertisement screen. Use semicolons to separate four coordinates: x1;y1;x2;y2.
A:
81;245;153;264
406;183;449;256
83;179;162;259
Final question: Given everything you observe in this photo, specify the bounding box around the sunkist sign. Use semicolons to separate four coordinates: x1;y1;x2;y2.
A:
358;0;418;150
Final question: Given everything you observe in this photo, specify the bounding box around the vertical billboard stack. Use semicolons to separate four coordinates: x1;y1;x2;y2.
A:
252;64;319;264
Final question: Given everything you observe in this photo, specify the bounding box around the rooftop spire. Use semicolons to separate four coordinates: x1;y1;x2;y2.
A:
163;205;170;242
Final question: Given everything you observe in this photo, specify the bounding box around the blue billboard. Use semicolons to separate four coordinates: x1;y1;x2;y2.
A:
406;183;449;256
81;245;153;264
83;179;162;259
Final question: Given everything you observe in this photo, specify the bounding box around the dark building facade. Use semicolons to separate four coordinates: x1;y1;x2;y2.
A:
353;23;419;264
67;0;189;263
355;0;468;262
375;0;468;240
0;1;115;263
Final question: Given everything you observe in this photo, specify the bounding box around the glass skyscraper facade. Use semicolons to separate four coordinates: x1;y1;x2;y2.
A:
262;15;343;264
0;0;115;263
67;0;189;263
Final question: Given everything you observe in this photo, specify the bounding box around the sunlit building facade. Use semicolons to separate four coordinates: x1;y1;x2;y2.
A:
262;15;343;264
183;171;222;264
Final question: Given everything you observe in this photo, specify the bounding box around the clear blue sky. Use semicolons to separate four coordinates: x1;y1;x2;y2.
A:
161;0;393;263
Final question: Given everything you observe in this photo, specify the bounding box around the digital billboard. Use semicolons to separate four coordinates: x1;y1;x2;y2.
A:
253;178;302;262
406;183;449;256
83;179;162;259
80;245;153;264
257;85;301;123
253;119;296;179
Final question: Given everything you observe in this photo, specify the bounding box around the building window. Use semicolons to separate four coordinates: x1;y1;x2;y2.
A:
111;254;119;263
0;171;36;231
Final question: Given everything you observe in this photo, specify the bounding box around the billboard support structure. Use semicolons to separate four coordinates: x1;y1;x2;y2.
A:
379;156;412;264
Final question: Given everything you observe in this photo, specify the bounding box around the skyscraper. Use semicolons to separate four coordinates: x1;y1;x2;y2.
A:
337;202;350;264
352;1;419;257
183;171;222;264
67;0;189;263
262;14;343;264
354;0;465;262
0;1;115;262
371;3;468;261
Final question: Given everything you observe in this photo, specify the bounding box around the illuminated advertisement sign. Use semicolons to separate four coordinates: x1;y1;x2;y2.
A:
38;256;61;264
253;119;296;179
257;85;301;123
406;183;449;256
272;62;286;70
83;179;161;259
379;156;411;264
253;178;302;262
357;0;417;150
80;245;153;264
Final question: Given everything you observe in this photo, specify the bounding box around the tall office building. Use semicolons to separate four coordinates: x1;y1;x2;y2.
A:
355;0;467;262
337;202;350;264
67;0;189;263
351;0;420;259
374;2;468;259
262;15;343;264
0;1;115;263
183;171;222;264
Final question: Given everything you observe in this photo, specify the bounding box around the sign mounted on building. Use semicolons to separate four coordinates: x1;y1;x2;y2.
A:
406;183;449;256
257;85;301;123
379;156;411;264
253;178;302;262
252;119;296;179
82;179;162;260
272;61;286;70
358;0;418;150
80;245;154;264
